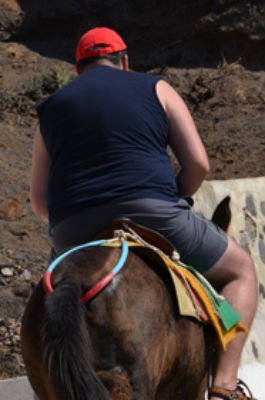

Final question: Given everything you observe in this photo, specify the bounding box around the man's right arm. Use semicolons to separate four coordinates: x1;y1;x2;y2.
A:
156;80;210;197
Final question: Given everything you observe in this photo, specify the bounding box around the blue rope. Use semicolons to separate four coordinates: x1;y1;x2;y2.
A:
47;239;128;275
113;240;129;275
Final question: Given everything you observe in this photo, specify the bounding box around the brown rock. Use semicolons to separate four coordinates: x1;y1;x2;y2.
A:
2;199;25;221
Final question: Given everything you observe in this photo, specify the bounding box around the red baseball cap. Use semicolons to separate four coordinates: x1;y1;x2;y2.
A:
75;27;127;63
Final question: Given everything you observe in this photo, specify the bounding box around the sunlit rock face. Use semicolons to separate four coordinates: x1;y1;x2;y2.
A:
194;177;265;365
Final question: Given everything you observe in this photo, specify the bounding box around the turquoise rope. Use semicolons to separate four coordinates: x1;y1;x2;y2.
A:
47;239;128;275
113;241;129;275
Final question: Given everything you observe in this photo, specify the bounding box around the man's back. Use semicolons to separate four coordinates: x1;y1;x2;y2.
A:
37;66;177;226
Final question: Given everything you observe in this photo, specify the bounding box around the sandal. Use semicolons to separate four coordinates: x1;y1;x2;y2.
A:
208;379;256;400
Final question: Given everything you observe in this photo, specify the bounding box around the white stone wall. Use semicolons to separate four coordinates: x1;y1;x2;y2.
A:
193;177;265;365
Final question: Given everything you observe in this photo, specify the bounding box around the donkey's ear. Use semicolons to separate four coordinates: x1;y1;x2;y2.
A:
211;196;231;232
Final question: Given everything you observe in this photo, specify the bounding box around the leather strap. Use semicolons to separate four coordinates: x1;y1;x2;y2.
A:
96;218;176;257
209;387;242;400
209;380;255;400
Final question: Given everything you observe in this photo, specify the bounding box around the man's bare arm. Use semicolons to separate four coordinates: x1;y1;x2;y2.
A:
156;80;210;197
30;129;51;221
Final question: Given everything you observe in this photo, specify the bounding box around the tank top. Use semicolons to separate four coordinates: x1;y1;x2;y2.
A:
37;66;178;227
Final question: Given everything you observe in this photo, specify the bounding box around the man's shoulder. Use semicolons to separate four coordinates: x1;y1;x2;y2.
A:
37;75;79;113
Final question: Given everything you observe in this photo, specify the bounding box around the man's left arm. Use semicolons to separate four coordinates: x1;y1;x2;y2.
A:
30;129;51;222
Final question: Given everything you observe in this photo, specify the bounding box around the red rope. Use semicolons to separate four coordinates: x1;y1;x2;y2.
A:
80;271;115;303
43;270;115;303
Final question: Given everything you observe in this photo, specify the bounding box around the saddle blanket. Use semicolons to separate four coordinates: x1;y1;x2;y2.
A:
105;237;247;350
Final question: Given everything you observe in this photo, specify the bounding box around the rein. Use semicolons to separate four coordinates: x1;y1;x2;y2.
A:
43;239;129;303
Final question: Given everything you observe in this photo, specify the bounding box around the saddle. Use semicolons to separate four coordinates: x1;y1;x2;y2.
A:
96;218;176;257
46;218;246;349
96;218;247;350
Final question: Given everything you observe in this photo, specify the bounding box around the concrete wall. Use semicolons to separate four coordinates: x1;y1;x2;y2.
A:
194;177;265;365
0;376;34;400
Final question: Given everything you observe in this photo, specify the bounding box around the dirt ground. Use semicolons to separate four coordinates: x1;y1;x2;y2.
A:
0;38;265;378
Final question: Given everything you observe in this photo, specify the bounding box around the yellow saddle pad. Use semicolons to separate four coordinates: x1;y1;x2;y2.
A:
104;236;247;350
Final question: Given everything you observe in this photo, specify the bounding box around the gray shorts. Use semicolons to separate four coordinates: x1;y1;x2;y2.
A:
50;198;228;273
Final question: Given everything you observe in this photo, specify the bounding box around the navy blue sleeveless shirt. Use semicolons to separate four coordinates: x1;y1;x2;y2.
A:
37;66;178;227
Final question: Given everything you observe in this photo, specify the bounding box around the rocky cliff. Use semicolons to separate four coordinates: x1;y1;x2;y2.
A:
1;0;265;69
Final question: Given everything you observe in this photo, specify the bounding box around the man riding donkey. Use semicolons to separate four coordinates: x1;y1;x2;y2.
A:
30;26;258;400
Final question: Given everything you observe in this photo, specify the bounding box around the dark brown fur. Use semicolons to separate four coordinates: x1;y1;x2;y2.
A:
21;199;230;400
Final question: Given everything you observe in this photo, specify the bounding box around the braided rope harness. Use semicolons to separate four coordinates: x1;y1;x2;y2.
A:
43;238;129;303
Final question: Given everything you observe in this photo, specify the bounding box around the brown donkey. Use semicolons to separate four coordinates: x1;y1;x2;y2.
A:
21;197;231;400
